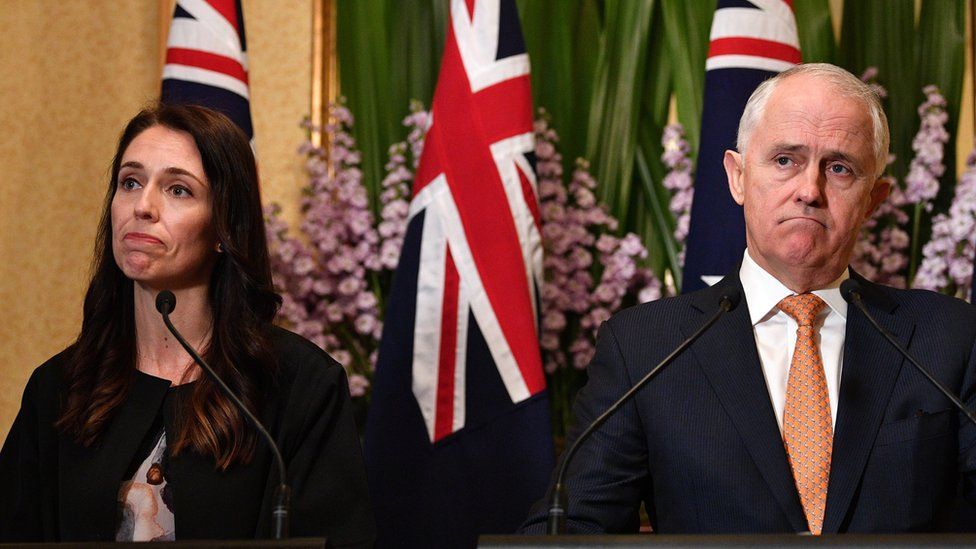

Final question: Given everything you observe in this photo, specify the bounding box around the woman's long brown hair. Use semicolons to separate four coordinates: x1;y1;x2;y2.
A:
56;103;282;470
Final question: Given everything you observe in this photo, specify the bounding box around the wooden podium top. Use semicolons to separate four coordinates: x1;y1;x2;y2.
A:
0;538;326;549
479;534;976;548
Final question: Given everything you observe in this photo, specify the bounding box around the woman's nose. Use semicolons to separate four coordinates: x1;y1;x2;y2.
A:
134;185;159;221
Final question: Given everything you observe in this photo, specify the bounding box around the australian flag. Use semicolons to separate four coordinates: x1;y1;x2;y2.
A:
681;0;800;292
161;0;253;141
364;1;554;547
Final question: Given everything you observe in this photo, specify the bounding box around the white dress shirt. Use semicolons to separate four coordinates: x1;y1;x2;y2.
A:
739;250;848;431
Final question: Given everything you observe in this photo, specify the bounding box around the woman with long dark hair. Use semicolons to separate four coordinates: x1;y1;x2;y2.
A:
0;104;375;545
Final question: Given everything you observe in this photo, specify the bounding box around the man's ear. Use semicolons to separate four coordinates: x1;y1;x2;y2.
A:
865;176;891;218
724;150;745;206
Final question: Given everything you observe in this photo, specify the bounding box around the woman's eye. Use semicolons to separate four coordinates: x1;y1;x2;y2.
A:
119;177;140;190
170;185;192;198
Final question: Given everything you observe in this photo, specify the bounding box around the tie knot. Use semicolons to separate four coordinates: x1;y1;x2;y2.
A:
778;293;826;327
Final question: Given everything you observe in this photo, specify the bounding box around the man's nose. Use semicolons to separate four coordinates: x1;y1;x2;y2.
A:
794;165;824;206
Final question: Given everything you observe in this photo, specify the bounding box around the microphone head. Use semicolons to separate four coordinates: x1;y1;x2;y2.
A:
840;279;862;303
155;290;176;315
720;287;743;312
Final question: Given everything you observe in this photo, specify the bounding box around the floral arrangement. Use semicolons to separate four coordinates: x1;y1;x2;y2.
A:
265;102;427;397
913;152;976;297
851;174;910;288
852;77;975;299
661;124;695;260
536;112;663;374
534;111;663;432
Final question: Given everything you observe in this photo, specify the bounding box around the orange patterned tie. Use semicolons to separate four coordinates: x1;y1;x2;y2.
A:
779;293;831;535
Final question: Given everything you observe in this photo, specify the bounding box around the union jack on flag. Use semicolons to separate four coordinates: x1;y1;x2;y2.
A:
365;0;553;546
161;0;254;140
405;0;545;443
682;0;800;292
380;0;546;441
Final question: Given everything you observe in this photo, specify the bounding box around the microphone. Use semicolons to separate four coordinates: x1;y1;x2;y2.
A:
155;290;292;539
546;289;742;535
840;279;976;428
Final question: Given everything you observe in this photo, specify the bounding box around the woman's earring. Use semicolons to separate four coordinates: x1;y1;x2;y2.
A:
216;242;225;253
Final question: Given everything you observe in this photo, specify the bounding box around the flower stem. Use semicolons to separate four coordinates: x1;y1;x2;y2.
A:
909;202;923;282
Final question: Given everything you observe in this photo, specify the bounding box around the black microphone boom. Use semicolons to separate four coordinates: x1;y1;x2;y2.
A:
546;289;742;535
155;290;292;539
840;279;976;428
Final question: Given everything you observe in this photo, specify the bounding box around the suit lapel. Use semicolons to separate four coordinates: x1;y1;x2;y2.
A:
682;274;809;532
822;275;913;533
59;372;170;540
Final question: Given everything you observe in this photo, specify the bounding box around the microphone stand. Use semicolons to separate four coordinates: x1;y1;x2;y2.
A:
842;281;976;428
156;291;291;539
546;292;740;535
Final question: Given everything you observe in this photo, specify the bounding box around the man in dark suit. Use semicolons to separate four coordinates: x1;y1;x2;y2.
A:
522;63;976;534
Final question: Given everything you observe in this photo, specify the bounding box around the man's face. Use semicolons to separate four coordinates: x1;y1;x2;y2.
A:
724;74;890;290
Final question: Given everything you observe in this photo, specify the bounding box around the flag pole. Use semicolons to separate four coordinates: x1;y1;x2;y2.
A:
311;0;338;165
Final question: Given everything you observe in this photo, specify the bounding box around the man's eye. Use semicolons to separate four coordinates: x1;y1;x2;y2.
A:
775;156;793;167
828;163;851;175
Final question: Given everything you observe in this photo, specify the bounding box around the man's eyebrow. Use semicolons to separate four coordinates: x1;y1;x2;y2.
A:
823;150;859;166
768;143;807;154
765;145;862;166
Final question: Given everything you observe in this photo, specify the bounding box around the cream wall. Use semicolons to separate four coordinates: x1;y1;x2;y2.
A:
0;0;311;442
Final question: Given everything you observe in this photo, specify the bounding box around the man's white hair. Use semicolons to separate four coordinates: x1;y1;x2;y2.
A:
736;63;890;179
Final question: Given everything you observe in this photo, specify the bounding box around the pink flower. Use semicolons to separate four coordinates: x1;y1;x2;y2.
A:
337;277;361;296
618;234;645;257
332;349;352;367
355;314;378;335
326;303;344;323
356;291;378;309
540;333;560;351
293;256;315;276
348;374;370;398
542;311;567;331
595;234;618;253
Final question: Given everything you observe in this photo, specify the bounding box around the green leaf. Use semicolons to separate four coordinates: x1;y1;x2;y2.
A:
572;0;603;161
585;0;655;221
519;1;578;162
635;147;680;285
633;0;680;282
793;0;836;63
519;0;602;172
660;0;714;159
839;0;916;181
916;0;965;212
389;1;442;110
336;0;399;211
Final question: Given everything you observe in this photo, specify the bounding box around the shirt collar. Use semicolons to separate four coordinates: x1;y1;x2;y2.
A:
739;249;849;326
